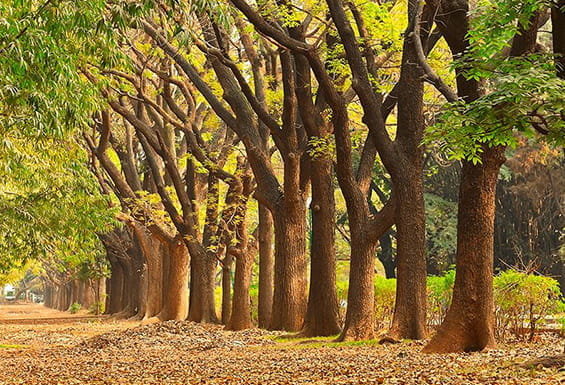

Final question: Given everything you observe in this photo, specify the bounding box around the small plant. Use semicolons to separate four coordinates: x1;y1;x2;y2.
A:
69;302;82;314
494;270;563;341
88;301;104;315
427;269;455;327
374;276;396;330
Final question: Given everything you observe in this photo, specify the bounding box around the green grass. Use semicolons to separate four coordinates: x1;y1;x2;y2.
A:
0;344;28;349
266;334;382;349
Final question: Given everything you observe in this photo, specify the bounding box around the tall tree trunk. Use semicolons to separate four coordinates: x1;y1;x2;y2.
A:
258;204;274;328
158;238;189;320
188;244;219;323
71;280;80;306
425;0;541;353
301;157;341;336
53;286;60;310
424;146;505;352
222;253;234;325
44;285;53;308
104;277;111;314
94;278;105;315
61;283;71;311
79;280;95;310
53;286;59;309
387;0;428;341
130;235;147;320
107;255;125;314
114;256;135;318
270;202;308;331
389;172;427;339
228;252;254;330
135;263;148;319
130;224;164;319
161;239;171;311
339;229;378;341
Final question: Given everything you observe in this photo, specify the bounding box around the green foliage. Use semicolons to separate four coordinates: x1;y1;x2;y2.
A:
88;301;105;315
374;276;396;330
467;0;547;61
428;60;565;162
427;269;455;326
0;0;117;134
0;260;40;286
494;270;564;340
69;302;82;314
425;0;564;163
0;0;121;280
307;135;335;160
425;194;457;273
0;134;116;275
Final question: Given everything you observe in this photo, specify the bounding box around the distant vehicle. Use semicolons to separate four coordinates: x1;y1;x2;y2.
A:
5;291;16;301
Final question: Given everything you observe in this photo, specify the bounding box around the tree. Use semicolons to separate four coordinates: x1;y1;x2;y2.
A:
139;12;311;331
0;0;126;312
424;0;564;352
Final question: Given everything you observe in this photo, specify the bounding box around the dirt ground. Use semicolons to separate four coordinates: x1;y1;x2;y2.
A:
0;303;563;385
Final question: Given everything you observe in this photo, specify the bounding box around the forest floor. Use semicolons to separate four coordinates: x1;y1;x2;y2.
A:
0;303;563;385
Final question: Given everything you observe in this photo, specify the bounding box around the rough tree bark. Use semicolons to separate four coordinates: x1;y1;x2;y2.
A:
424;0;540;353
288;24;341;337
257;205;274;328
221;252;233;325
388;0;429;339
301;156;341;336
270;202;308;331
423;147;505;352
228;253;254;330
226;160;256;331
157;237;189;320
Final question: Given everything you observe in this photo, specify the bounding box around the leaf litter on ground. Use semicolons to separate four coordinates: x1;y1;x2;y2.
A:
0;318;563;385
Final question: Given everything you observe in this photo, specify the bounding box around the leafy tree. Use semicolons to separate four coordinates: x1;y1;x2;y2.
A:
0;0;118;296
424;0;564;353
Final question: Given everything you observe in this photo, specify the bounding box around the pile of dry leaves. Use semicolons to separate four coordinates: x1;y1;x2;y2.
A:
77;321;276;352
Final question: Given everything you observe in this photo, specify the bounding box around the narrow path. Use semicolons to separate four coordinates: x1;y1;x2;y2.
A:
0;302;91;320
0;302;105;324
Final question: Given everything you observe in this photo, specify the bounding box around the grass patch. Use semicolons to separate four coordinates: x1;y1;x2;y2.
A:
271;334;338;343
266;334;382;349
0;344;29;349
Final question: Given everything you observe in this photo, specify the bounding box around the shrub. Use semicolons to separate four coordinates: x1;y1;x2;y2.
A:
494;270;563;341
249;284;259;324
69;302;81;314
427;269;455;327
336;279;349;320
88;301;104;315
374;276;396;330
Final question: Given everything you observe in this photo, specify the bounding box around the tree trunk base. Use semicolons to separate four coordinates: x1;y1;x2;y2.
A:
128;313;144;321
140;316;160;325
337;326;375;342
386;322;427;342
378;336;401;345
423;321;496;353
298;324;341;338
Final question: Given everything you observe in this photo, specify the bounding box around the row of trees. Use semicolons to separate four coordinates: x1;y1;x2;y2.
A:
2;0;564;353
